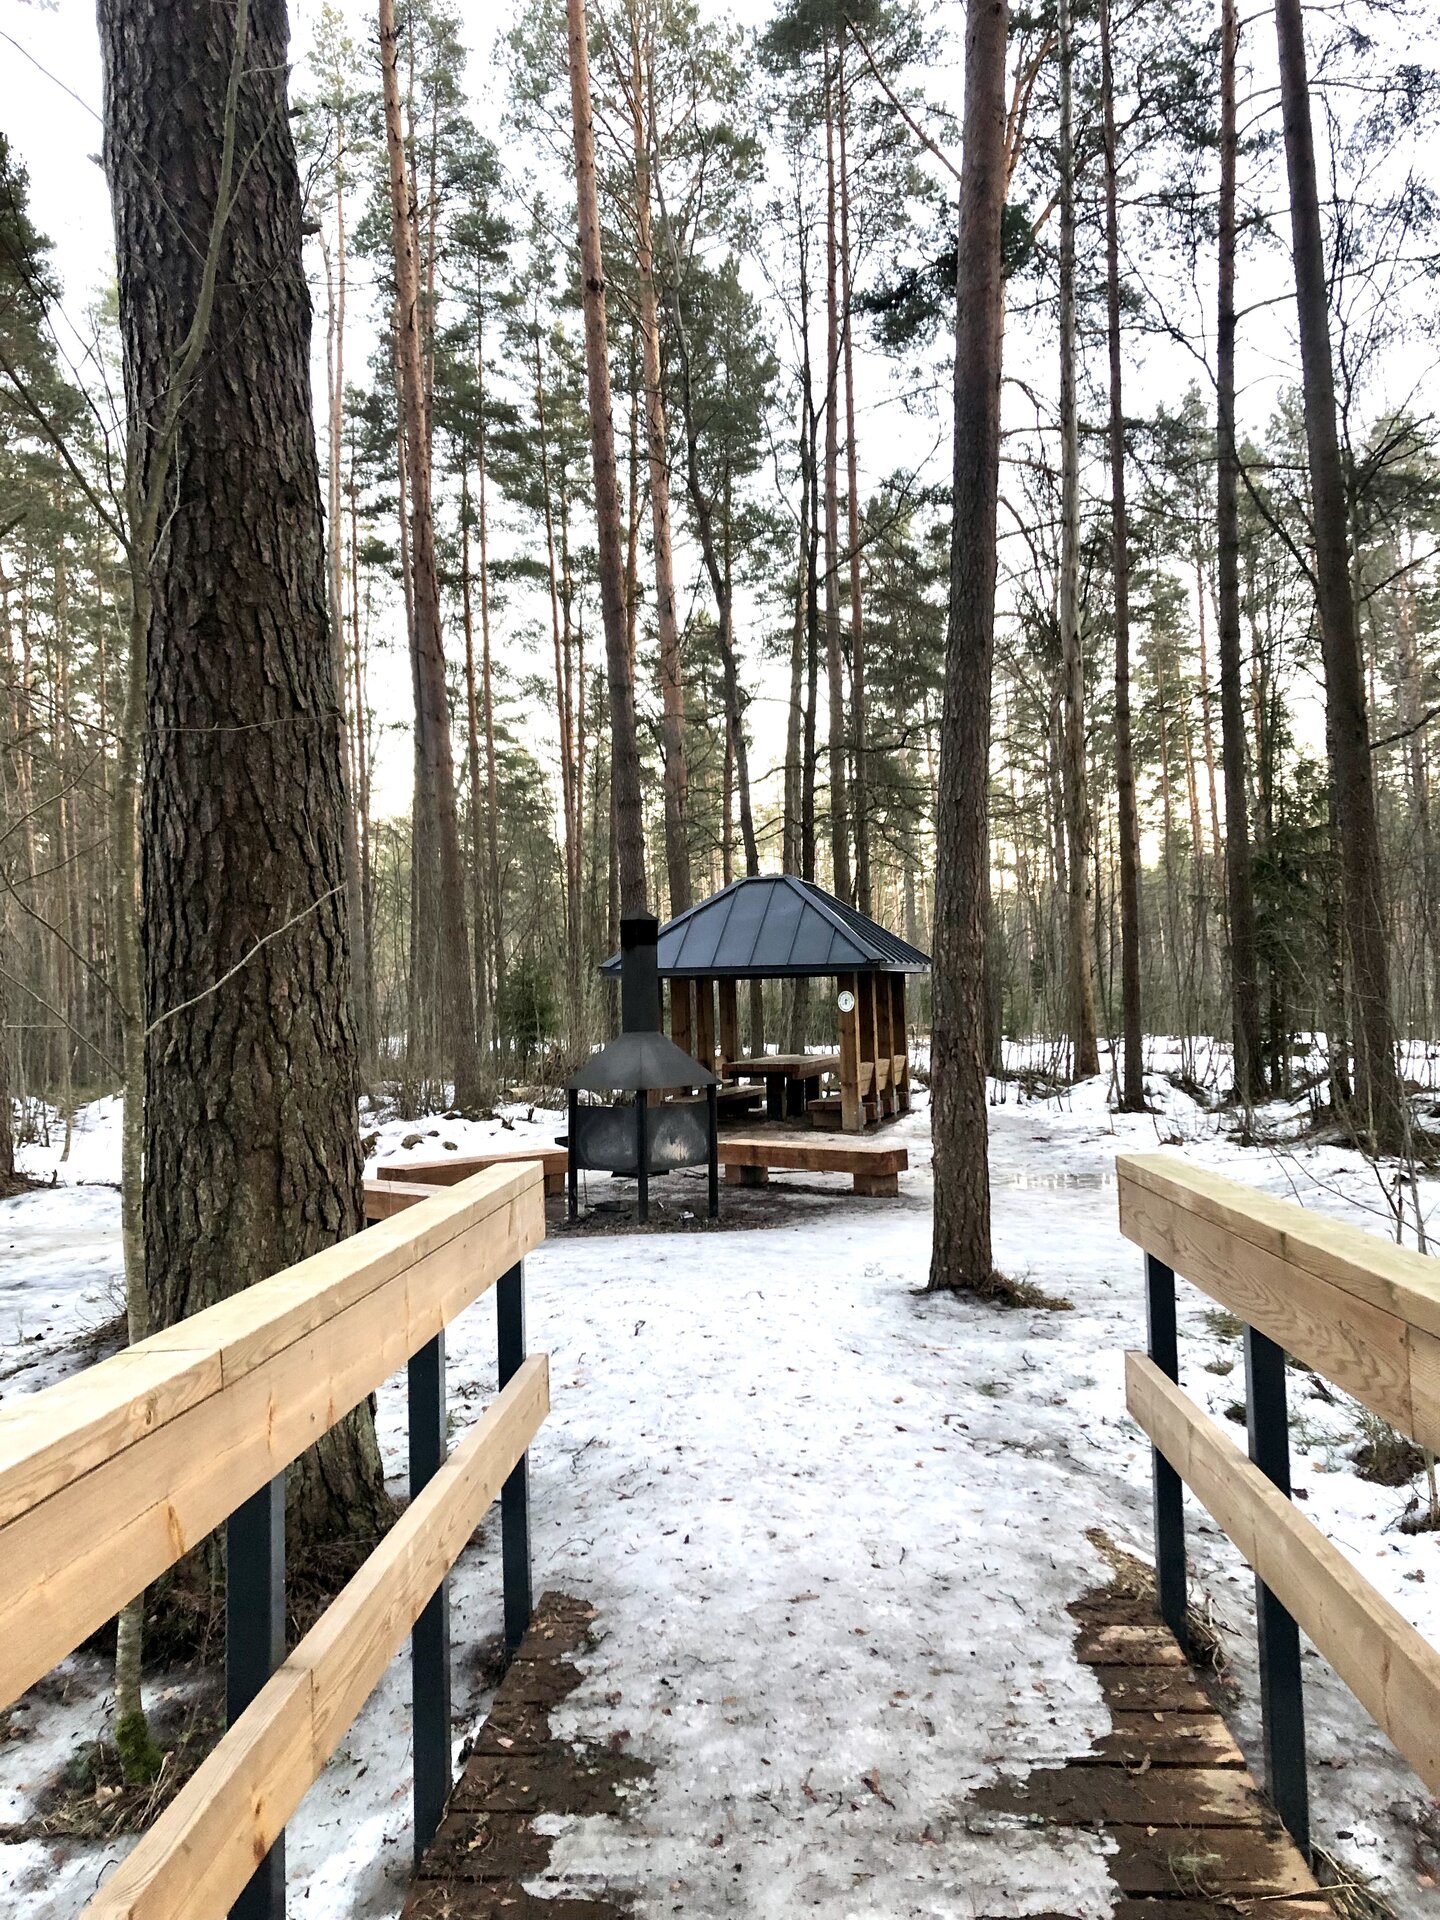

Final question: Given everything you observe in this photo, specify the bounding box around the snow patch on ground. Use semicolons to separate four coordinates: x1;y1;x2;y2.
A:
4;1063;1440;1913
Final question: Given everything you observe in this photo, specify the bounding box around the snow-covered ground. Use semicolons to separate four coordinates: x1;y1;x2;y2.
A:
3;1050;1439;1914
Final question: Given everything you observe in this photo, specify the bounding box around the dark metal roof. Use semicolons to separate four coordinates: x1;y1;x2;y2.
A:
569;1029;718;1093
599;875;930;980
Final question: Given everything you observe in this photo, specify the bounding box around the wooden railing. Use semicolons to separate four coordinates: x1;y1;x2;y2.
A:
1119;1151;1440;1857
0;1161;549;1919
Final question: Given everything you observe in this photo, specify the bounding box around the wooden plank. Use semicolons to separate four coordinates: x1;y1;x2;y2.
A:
1105;1824;1320;1899
85;1357;549;1920
717;978;740;1067
1118;1152;1440;1339
982;1763;1264;1828
1075;1623;1187;1665
0;1181;544;1711
891;974;909;1110
1127;1350;1440;1793
1118;1170;1415;1439
837;971;862;1132
718;1134;908;1176
874;976;896;1117
376;1151;565;1187
0;1164;541;1531
364;1179;446;1220
853;1172;899;1198
1089;1711;1245;1769
693;977;715;1072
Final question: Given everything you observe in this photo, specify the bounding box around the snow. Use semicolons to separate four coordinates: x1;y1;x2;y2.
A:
3;1058;1440;1913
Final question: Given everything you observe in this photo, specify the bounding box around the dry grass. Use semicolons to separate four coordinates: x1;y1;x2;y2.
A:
1084;1528;1229;1675
0;1686;221;1844
1311;1843;1397;1919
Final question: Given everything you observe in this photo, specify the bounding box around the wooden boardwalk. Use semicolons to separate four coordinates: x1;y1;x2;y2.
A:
402;1592;643;1920
971;1542;1329;1917
406;1557;1328;1919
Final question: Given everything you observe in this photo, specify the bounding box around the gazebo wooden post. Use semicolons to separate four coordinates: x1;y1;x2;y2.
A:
670;979;693;1062
892;975;911;1112
718;978;740;1071
858;974;879;1125
694;978;716;1075
875;975;896;1119
837;971;863;1132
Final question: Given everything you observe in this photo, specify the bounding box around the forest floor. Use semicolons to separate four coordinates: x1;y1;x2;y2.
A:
2;1046;1439;1916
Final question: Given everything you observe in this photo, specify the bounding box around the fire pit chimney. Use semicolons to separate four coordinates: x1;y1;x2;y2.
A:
620;912;661;1034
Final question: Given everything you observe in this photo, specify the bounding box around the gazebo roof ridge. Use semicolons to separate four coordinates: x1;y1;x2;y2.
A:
599;873;929;980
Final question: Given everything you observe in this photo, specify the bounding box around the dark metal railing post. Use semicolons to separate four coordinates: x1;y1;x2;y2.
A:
497;1261;533;1654
408;1330;452;1862
227;1475;286;1920
1145;1253;1187;1649
1244;1324;1310;1857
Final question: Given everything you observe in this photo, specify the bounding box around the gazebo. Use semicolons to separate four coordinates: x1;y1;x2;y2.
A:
600;874;929;1133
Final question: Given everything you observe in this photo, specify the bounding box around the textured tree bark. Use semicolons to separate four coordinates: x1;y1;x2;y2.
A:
1217;0;1265;1107
459;474;489;1054
1100;0;1145;1113
475;315;505;1056
321;116;369;1069
1057;0;1099;1083
1273;0;1403;1149
379;0;483;1108
838;46;870;917
0;971;12;1183
99;0;387;1541
823;48;852;905
632;22;690;919
566;0;648;916
930;0;1009;1294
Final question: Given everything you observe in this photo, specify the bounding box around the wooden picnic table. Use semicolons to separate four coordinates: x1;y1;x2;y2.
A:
723;1052;841;1119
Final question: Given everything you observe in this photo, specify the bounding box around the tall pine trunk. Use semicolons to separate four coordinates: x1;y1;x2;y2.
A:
100;0;387;1553
931;0;1009;1294
566;0;647;916
323;115;369;1067
632;19;689;917
839;44;870;915
1217;0;1265;1106
380;0;483;1107
1058;0;1099;1081
1100;0;1144;1111
1273;0;1403;1148
823;46;852;903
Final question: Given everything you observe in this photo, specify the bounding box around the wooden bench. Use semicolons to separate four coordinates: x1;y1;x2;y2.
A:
364;1178;445;1221
716;1084;765;1115
377;1145;568;1199
718;1130;908;1197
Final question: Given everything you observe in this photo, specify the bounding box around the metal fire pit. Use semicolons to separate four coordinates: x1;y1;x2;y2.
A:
565;915;719;1223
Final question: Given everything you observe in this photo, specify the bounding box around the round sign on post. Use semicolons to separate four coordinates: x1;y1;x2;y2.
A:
836;989;856;1014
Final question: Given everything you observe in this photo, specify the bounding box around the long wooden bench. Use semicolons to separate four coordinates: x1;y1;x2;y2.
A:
718;1130;908;1197
365;1177;445;1220
377;1144;568;1199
